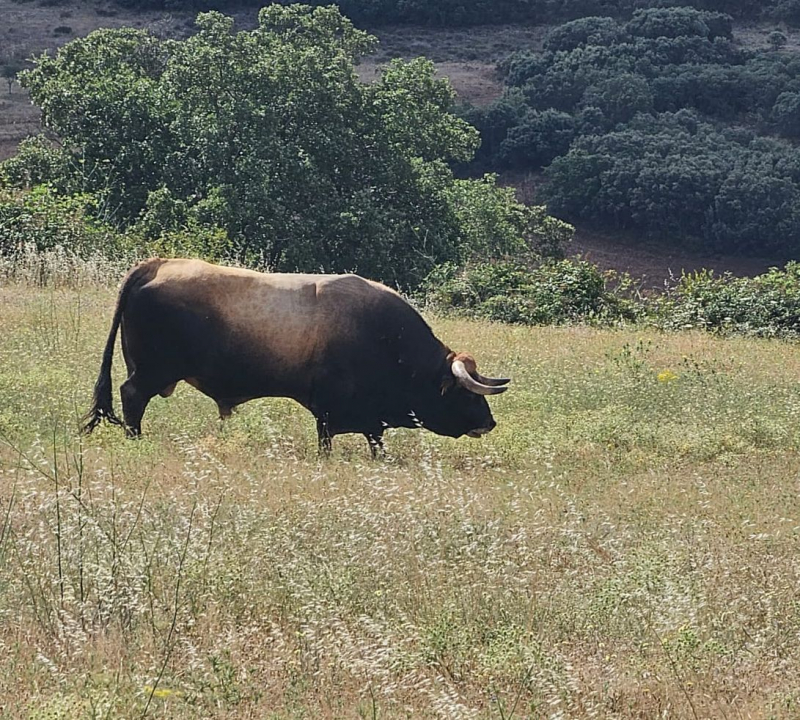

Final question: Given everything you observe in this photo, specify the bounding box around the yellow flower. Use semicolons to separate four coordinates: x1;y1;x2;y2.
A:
657;370;678;383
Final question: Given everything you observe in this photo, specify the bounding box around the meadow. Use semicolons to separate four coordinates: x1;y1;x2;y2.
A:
1;256;800;718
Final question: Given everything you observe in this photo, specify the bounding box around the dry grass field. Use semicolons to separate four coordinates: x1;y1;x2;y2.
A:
1;255;800;717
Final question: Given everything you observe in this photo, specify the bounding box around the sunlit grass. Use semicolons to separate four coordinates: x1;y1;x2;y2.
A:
2;260;800;717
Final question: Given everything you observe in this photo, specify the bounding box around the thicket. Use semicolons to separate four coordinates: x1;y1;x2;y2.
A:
653;264;800;337
419;259;800;338
421;259;639;325
466;7;800;256
1;6;571;287
87;0;800;27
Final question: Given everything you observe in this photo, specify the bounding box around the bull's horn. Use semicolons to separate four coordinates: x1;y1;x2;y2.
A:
452;360;508;396
475;372;511;387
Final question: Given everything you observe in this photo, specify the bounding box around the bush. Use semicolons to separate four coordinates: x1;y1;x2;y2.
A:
655;264;800;337
0;186;231;262
0;136;76;191
499;109;577;170
0;186;130;257
768;30;788;49
772;91;800;137
420;259;638;325
626;8;732;40
543;16;626;52
420;256;800;339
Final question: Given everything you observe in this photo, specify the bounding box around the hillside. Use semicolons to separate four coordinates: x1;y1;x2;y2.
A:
2;1;799;280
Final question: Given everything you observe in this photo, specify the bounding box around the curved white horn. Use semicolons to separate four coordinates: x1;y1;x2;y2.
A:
475;372;511;387
452;360;508;396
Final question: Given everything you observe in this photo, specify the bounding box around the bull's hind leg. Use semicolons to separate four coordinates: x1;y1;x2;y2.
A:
120;374;156;438
316;415;332;456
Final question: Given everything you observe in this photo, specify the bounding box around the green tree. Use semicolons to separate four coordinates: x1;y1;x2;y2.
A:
772;91;800;137
1;63;23;94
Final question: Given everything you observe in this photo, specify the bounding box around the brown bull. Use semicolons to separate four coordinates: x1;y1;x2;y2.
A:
82;258;509;454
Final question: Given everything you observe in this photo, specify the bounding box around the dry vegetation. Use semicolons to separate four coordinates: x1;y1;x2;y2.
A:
1;253;800;717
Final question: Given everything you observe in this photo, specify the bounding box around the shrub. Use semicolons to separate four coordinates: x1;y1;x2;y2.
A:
0;186;229;262
445;175;572;261
499;110;578;170
626;8;732;41
420;259;638;325
654;263;800;337
543;16;626;52
772;91;800;137
0;136;76;191
768;30;788;49
0;186;129;257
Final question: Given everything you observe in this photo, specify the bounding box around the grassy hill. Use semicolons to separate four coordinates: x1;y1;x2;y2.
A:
1;263;799;716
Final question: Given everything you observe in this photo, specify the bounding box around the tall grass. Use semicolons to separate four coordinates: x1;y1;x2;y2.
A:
0;244;138;289
1;258;800;717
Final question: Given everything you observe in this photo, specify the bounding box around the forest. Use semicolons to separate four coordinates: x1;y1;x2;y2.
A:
463;7;800;254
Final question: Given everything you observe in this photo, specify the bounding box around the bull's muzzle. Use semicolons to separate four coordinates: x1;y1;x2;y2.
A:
467;419;497;438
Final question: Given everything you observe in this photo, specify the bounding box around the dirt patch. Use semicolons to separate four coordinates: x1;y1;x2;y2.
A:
734;21;800;51
0;0;197;158
0;89;39;161
357;58;503;105
570;227;788;290
365;23;546;63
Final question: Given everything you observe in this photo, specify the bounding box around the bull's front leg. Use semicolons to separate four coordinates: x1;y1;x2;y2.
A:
365;433;385;460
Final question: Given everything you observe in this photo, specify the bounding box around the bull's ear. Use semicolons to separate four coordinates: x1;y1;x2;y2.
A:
441;351;457;394
440;375;455;395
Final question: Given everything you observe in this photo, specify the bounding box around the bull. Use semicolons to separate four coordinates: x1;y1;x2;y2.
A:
82;258;509;455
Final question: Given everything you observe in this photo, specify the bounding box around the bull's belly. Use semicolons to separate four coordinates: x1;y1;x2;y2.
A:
166;369;417;436
178;371;309;410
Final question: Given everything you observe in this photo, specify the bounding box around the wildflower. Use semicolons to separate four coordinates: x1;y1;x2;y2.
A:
657;370;678;383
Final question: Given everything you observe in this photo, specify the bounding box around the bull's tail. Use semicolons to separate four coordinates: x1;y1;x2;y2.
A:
81;262;150;434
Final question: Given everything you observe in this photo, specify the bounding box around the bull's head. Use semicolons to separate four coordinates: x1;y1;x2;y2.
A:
421;352;510;439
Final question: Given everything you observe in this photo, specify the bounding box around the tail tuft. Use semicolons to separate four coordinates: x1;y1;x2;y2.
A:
81;264;142;434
